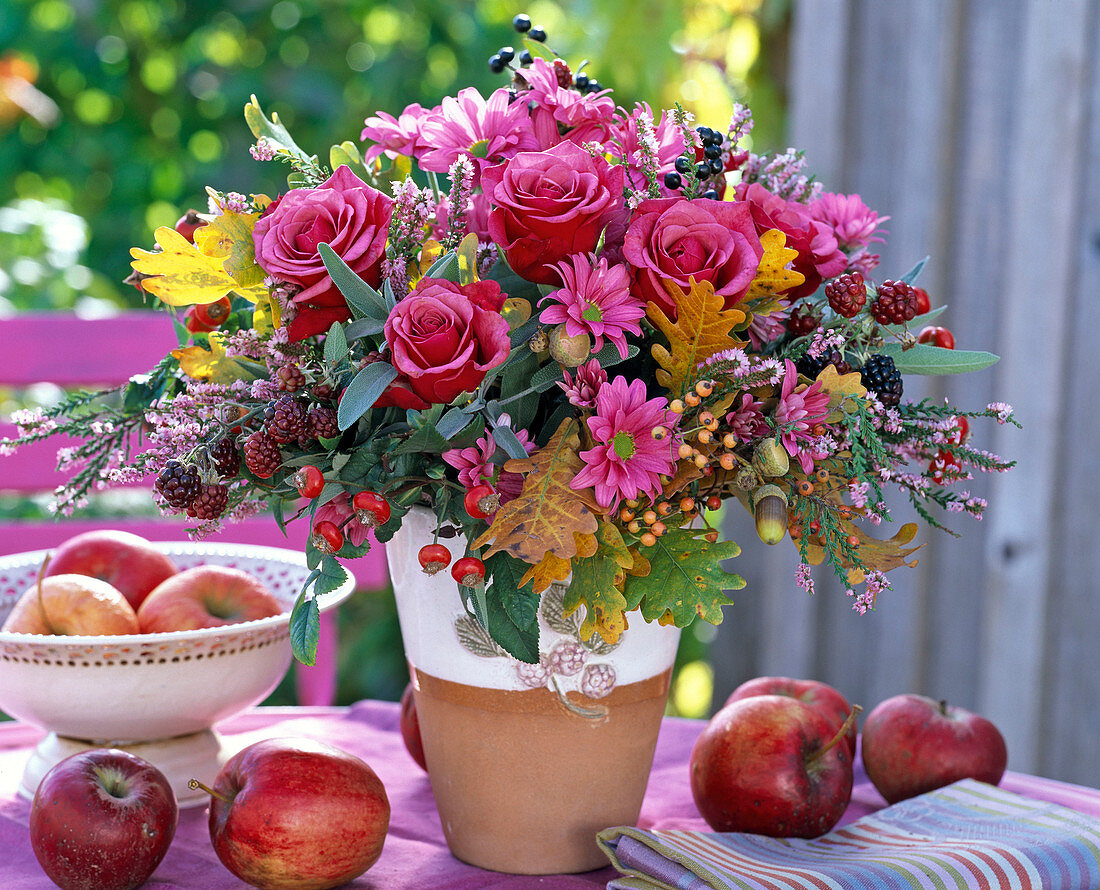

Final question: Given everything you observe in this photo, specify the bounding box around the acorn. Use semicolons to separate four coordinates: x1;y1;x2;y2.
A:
752;484;789;545
528;328;549;353
733;464;761;491
752;439;790;478
548;324;592;367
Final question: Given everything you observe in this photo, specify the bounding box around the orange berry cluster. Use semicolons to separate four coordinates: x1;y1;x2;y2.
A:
666;378;742;474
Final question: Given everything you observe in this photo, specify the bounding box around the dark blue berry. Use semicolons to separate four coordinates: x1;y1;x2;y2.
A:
574;73;589;88
519;49;533;66
704;145;722;160
705;131;724;147
529;26;547;41
498;46;515;63
696;126;714;142
585;79;602;93
694;162;711;179
674;156;692;175
708;158;724;175
513;14;532;32
663;171;682;190
489;54;505;73
702;189;719;200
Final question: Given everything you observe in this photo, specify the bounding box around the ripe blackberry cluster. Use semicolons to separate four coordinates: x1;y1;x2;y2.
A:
208;437;240;478
276;364;306;392
264;396;307;444
825;272;868;318
860;353;904;406
244;429;282;479
307;404;339;440
796;350;852;379
870;280;920;325
154;460;202;510
186;483;229;520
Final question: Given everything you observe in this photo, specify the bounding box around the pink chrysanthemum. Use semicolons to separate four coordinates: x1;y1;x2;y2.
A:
774;359;831;473
539;255;644;358
558;359;607;409
725;393;769;441
442;426;535;503
416;87;537;176
809;192;889;250
571;376;677;510
515;58;616;148
360;103;427;162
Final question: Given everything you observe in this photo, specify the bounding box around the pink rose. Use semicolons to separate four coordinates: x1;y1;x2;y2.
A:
622;197;763;317
382;278;511;406
482;141;627;285
735;182;848;300
253;166;393;341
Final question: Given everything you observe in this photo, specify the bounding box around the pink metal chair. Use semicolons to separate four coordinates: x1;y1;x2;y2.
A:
0;312;387;706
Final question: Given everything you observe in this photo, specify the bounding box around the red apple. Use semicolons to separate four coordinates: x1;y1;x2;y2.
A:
45;530;178;611
136;565;281;632
690;695;860;838
30;748;178;890
2;574;140;635
400;683;427;771
861;693;1008;803
200;737;389;889
726;676;857;757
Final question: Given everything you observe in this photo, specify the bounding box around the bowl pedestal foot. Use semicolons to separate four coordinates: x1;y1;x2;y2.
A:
19;728;229;808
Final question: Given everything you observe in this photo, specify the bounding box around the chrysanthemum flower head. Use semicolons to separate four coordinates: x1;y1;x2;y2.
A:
539;254;644;358
775;359;831;473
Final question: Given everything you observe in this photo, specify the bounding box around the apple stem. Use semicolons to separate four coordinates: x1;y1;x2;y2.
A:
939;699;949;717
188;778;230;803
34;552;53;633
806;704;863;766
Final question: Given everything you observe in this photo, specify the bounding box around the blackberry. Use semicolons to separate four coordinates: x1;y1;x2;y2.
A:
870;279;919;325
796;353;828;379
264;396;307;444
786;305;819;335
306;404;340;440
155;460;201;510
825;272;867;318
187;483;229;521
244;430;282;479
208;437;241;478
860;353;904;406
276;364;306;392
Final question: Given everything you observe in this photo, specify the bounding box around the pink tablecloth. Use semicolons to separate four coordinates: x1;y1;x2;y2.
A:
2;702;1099;889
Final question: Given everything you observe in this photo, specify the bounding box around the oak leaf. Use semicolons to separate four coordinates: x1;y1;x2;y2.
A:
803;521;924;584
520;551;572;594
813;364;868;418
172;332;250;383
648;278;747;394
742;228;806;310
474;418;600;564
563;521;634;645
193;204;266;290
130;228;239;307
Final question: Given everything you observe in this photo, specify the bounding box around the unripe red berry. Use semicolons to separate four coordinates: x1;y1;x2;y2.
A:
192;297;232;328
174;209;207;242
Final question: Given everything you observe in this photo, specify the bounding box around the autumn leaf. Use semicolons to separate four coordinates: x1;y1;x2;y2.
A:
563;521;634;645
813;364;868;417
628;526;743;626
648;278;747;395
803;521;924;584
474;418;600;565
193;205;266;290
520;551;572;594
456;232;480;285
742;228;805;310
172;331;252;383
130;227;239;307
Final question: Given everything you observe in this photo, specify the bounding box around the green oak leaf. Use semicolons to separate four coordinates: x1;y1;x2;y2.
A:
563;522;633;640
630;527;743;626
484;551;540;663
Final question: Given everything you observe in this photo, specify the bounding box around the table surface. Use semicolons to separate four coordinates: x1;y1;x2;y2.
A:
3;701;1100;889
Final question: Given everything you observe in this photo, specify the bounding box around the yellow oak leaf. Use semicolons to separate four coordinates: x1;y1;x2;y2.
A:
648;278;747;395
520;551;572;594
130;227;238;307
474;418;601;565
193;206;265;291
742;228;805;309
252;292;283;335
172;332;249;383
813;364;868;417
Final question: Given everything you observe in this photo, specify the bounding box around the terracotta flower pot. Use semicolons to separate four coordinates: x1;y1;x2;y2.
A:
387;507;681;874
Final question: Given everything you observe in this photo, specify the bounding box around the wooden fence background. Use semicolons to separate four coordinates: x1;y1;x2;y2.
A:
711;0;1100;788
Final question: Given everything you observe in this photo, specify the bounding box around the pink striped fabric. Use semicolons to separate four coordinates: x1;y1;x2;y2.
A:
598;779;1100;889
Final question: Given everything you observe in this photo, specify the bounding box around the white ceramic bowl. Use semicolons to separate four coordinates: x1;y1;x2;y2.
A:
0;541;355;804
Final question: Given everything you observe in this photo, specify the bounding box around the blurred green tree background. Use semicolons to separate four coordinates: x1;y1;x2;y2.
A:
0;0;789;710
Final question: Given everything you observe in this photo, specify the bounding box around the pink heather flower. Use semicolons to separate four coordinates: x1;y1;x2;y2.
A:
558;359;607;409
250;138;276;161
795;563;815;596
360;103;427;162
809;192;888;249
571;376;677;510
515;58;616;148
417;87;537;176
725;393;768;441
988;401;1014;423
610;103;687;197
315;494;369;548
539;255;644;358
847;588;877;615
775;359;831;473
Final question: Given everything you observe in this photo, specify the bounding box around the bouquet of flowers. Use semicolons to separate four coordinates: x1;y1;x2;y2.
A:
4;18;1016;664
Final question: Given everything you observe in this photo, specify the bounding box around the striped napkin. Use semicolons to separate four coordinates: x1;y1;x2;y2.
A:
598;779;1100;889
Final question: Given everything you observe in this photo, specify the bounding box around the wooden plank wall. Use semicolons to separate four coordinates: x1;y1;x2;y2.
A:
710;0;1100;788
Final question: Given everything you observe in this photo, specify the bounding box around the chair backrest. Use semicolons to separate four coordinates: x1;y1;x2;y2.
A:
0;312;387;705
